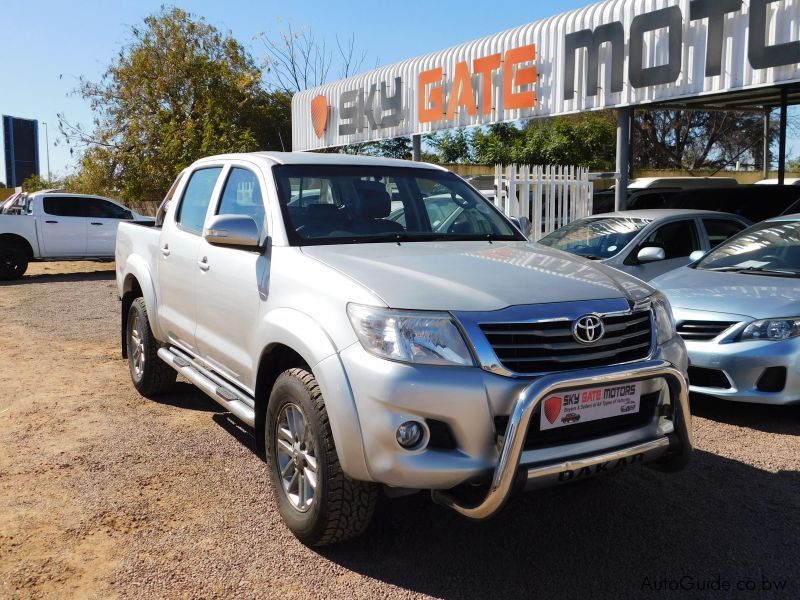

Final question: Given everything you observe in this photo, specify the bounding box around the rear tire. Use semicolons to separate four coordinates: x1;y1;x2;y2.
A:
126;297;176;397
0;243;28;280
266;368;378;546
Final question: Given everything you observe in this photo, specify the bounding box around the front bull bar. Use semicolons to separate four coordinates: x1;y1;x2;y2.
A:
432;360;692;520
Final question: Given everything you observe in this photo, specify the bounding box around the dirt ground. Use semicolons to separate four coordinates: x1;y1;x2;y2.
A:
1;262;799;599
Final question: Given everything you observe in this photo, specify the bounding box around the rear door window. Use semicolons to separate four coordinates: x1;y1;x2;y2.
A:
82;198;133;219
702;218;746;249
176;167;223;235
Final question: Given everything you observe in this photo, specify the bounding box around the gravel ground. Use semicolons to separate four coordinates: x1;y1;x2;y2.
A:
0;262;798;599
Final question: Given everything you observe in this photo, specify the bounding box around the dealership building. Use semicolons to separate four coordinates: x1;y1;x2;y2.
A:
292;0;800;209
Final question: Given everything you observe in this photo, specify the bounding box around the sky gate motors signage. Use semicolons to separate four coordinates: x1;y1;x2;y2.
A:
292;0;800;151
312;45;537;138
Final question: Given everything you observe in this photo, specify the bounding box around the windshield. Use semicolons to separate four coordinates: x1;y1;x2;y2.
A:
537;217;650;259
273;165;522;245
695;219;800;277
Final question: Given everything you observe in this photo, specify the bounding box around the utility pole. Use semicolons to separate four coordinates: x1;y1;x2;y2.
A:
42;121;51;181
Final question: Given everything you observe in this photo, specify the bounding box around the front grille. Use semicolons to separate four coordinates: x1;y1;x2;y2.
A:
677;320;737;341
494;391;661;450
479;311;652;374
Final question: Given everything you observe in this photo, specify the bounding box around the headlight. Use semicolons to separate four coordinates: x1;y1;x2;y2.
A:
347;304;475;366
740;318;800;341
650;292;677;344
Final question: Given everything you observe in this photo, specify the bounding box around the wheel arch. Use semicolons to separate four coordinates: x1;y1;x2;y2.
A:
0;233;34;258
254;310;371;481
119;258;162;358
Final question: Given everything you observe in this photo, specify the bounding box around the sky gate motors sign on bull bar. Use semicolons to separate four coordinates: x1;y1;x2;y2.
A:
292;0;800;151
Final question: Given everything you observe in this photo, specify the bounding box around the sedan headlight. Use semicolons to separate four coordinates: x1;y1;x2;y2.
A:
650;292;677;344
347;304;475;366
740;318;800;341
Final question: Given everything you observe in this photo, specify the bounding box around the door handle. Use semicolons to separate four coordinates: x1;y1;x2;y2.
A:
161;244;170;257
197;256;210;271
90;222;103;226
45;220;58;224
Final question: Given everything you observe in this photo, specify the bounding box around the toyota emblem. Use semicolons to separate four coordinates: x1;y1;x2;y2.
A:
573;315;605;344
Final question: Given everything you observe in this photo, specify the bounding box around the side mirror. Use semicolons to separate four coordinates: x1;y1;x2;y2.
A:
637;246;666;263
689;250;706;262
204;214;260;248
509;216;533;238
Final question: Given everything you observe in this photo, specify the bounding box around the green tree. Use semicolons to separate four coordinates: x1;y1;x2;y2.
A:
20;174;66;192
59;8;291;206
470;114;616;168
427;129;474;163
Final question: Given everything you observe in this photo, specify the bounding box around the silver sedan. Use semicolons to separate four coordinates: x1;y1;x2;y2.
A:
653;215;800;405
537;209;749;281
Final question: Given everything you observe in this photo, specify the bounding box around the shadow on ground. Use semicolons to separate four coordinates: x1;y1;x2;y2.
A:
320;451;799;598
0;270;115;286
175;388;800;598
691;393;800;436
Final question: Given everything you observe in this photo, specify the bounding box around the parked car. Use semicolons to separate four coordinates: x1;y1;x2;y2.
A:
663;185;800;222
653;214;800;405
592;177;739;214
116;152;693;546
537;209;749;281
0;191;153;279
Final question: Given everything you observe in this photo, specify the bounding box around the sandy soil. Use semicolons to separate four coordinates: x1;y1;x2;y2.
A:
0;262;798;599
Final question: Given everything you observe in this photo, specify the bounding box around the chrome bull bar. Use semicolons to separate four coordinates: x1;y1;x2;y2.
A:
432;360;692;520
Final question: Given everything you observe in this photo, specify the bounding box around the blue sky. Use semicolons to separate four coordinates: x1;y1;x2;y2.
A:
0;0;796;181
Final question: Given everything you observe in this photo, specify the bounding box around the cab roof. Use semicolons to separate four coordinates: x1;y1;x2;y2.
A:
193;151;448;171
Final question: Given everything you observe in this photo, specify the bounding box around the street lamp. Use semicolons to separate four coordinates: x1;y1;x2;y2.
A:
42;121;51;181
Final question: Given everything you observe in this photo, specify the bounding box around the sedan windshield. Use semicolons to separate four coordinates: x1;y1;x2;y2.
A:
273;165;522;245
695;219;800;277
537;217;650;259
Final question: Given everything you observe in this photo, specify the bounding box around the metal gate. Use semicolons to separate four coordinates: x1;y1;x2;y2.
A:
493;164;593;240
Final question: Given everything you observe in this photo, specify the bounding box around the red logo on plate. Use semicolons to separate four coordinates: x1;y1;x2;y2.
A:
311;95;329;138
544;396;562;424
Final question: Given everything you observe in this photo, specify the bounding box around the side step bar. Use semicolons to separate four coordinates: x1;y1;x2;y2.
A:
157;347;255;427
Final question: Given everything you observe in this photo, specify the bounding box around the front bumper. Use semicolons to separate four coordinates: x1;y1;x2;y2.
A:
686;336;800;405
432;360;691;519
337;335;691;518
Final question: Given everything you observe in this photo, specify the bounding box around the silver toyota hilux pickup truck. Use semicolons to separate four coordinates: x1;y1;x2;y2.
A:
116;152;692;546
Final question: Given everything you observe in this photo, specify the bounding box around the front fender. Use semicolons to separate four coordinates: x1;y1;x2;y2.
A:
259;309;371;482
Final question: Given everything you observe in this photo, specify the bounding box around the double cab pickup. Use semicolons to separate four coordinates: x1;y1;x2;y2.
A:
116;152;693;545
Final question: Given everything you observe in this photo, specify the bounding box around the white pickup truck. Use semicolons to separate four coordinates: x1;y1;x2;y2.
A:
116;152;693;546
0;190;152;279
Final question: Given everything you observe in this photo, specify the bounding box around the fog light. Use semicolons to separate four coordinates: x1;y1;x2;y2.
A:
396;421;423;449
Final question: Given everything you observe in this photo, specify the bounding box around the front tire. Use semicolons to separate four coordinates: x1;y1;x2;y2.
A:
266;368;378;546
126;297;176;397
0;243;28;280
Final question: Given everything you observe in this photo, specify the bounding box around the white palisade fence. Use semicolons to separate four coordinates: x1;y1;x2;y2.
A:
493;164;593;241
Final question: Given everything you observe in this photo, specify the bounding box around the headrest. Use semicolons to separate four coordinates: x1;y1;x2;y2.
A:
353;181;391;219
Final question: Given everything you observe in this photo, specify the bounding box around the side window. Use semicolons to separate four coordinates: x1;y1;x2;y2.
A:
83;198;132;219
42;196;85;217
216;168;266;240
644;220;700;259
176;167;223;235
703;219;746;249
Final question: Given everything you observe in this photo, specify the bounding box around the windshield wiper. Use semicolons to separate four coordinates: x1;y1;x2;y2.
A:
736;267;800;278
708;266;800;277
